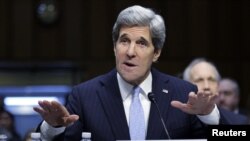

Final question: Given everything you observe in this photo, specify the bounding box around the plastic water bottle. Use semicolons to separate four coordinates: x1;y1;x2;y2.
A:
0;134;8;141
81;132;91;141
30;132;42;141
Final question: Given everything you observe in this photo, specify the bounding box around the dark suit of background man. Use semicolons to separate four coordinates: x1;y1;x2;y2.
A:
34;5;230;141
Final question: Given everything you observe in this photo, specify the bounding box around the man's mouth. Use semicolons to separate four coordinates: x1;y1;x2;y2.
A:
124;62;136;67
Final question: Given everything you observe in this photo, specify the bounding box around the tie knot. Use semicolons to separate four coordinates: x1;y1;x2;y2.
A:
133;86;141;97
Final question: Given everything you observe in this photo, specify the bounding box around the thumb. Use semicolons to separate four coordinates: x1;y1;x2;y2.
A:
171;100;184;109
171;101;191;114
64;115;79;126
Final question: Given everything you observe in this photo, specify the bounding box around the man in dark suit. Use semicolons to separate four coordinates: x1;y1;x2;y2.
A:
183;58;249;125
218;78;249;117
34;5;225;141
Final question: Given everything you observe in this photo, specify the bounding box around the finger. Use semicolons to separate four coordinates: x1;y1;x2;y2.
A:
64;115;79;126
43;100;58;113
33;107;46;115
39;100;51;106
203;90;212;95
197;92;213;104
39;101;58;115
39;104;50;112
171;101;188;111
188;92;197;105
33;107;54;120
171;101;184;109
210;94;218;103
171;101;194;114
38;100;51;111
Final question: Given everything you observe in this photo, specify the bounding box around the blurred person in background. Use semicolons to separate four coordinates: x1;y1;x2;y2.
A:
0;110;21;141
218;78;249;117
183;58;249;124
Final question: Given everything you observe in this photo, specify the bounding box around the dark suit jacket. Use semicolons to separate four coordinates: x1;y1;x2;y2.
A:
219;108;249;125
52;68;232;141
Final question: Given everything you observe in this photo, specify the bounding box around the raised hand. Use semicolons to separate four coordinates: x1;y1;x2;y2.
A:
171;91;218;115
33;100;79;127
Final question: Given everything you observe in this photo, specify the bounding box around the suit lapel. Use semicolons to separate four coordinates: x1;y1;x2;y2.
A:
146;69;172;139
97;70;130;140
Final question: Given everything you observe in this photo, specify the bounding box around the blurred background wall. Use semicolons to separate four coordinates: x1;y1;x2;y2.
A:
0;0;250;139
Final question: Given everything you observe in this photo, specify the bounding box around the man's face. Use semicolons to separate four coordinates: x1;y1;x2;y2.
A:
189;62;218;94
218;80;239;111
114;26;161;85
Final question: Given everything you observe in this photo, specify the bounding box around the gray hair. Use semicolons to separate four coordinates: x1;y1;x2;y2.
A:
183;58;221;82
112;5;166;49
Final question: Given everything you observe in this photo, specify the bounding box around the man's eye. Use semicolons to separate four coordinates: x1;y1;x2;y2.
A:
137;41;147;47
120;38;129;43
194;79;203;83
208;78;217;82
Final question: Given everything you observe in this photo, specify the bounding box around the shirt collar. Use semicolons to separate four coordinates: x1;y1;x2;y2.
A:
117;72;152;101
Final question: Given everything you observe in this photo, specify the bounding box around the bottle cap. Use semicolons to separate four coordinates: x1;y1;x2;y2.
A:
82;132;91;138
31;132;41;138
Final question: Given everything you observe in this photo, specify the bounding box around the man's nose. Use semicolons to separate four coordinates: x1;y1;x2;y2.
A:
127;43;136;57
203;80;210;90
200;81;212;93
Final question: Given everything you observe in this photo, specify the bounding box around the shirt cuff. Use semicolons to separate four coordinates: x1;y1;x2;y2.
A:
197;104;220;125
40;121;66;141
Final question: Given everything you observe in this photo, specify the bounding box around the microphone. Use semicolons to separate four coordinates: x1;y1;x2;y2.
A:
148;92;171;139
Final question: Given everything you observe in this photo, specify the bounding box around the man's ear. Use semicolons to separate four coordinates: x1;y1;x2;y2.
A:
153;49;162;62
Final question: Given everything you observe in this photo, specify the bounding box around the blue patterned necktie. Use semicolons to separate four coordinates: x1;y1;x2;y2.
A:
129;86;146;140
